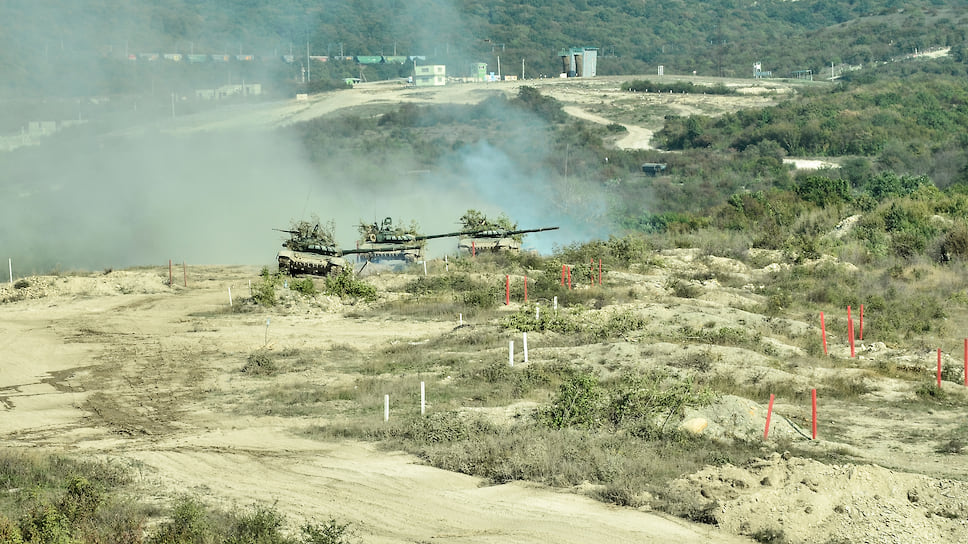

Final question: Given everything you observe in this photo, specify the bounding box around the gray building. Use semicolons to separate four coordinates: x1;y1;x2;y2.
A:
559;47;597;77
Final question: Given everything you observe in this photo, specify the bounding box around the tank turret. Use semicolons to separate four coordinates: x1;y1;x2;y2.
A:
456;210;559;253
276;219;358;276
356;217;461;262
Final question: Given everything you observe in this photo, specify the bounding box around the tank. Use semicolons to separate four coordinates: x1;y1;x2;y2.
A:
355;217;462;263
275;220;366;276
456;209;559;254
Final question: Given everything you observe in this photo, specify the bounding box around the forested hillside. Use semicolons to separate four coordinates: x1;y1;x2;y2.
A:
2;0;968;97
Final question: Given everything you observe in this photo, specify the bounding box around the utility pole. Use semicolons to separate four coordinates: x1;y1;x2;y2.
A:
522;58;525;80
497;55;501;79
307;41;311;82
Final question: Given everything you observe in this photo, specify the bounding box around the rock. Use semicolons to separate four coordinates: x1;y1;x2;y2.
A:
680;417;709;435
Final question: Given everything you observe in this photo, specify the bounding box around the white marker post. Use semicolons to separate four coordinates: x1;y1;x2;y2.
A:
509;340;514;367
384;394;390;422
8;258;12;285
536;304;540;320
420;381;426;415
423;261;428;276
459;313;463;326
523;332;529;363
228;286;233;306
248;279;252;297
553;296;558;314
445;255;449;272
264;318;270;345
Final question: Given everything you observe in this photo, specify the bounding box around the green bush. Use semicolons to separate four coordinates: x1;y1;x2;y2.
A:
289;278;318;296
226;506;290;544
404;273;499;308
606;371;711;431
324;269;376;301
301;520;353;544
58;476;104;523
795;175;851;208
18;503;70;544
0;515;23;544
538;372;605;429
148;497;218;544
253;267;281;306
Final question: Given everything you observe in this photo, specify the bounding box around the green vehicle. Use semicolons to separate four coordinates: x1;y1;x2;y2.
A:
275;220;371;276
356;217;461;263
456;210;559;254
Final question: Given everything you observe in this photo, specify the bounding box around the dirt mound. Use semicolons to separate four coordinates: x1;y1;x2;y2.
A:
667;452;968;544
0;270;172;302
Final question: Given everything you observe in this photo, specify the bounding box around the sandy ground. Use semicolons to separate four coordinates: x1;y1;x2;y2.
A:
0;267;755;543
4;254;968;543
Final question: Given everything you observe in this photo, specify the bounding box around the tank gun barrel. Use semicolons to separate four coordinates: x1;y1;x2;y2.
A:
343;244;424;255
505;226;560;235
414;231;464;241
463;226;560;236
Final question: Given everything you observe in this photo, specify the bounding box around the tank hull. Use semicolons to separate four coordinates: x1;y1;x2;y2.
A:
355;243;423;263
458;236;522;253
277;249;348;276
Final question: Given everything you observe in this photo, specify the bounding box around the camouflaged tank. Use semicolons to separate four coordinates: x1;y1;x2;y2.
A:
355;217;460;262
456;210;559;254
276;220;365;276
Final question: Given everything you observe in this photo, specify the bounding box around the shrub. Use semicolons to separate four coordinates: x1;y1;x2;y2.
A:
938;222;968;262
59;476;104;523
253;267;281;306
915;383;947;402
18;503;70;544
148;497;217;544
606;371;712;431
0;515;23;544
242;350;278;376
538;372;605;429
301;520;353;544
226;506;290;544
289;278;317;296
324;269;376;301
667;277;701;298
398;411;494;444
796;175;851;208
13;279;29;289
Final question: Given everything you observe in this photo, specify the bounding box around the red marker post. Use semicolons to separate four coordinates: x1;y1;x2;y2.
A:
472;241;476;257
168;259;173;286
183;261;188;287
764;394;775;440
811;389;817;440
505;275;510;306
820;312;828;356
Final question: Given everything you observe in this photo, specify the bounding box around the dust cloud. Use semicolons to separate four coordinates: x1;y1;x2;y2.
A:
1;107;614;274
0;2;614;274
